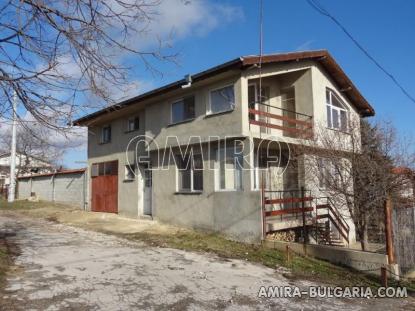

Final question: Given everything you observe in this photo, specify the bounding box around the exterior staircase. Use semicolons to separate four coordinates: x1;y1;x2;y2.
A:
312;222;345;247
263;191;350;247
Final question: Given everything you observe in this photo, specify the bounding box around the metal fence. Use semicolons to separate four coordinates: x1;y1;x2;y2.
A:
392;206;415;274
17;169;88;209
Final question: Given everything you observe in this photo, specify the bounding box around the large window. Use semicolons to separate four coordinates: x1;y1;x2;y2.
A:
171;96;195;124
176;154;203;192
209;85;235;114
101;125;111;144
318;158;342;189
326;89;348;131
216;146;243;191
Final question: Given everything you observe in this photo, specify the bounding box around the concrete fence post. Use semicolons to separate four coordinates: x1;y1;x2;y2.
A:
51;174;55;202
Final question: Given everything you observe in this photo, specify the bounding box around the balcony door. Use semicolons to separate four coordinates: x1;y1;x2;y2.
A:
248;83;270;133
281;87;296;137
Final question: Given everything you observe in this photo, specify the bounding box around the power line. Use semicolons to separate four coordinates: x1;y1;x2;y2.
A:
306;0;415;105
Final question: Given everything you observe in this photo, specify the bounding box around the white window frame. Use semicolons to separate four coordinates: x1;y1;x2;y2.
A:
207;84;236;115
326;89;349;132
175;153;203;193
215;146;243;191
170;96;196;124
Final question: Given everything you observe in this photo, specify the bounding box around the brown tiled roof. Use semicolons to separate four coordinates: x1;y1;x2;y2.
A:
392;167;414;176
73;50;374;126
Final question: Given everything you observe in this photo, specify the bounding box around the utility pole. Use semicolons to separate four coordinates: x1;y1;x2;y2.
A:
8;90;17;203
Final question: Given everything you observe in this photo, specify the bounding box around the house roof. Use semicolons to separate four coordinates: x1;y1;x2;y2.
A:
73;50;375;126
392;167;415;177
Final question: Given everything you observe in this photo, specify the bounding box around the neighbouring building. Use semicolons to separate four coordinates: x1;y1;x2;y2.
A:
74;50;375;244
392;167;415;203
0;152;53;189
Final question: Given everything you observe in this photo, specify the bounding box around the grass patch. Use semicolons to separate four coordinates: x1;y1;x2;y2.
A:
120;230;411;290
0;198;51;210
1;199;414;291
0;235;19;294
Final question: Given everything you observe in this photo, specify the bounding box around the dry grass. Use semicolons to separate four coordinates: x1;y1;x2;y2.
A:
1;199;414;291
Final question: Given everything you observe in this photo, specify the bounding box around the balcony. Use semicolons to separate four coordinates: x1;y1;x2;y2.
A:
248;102;313;139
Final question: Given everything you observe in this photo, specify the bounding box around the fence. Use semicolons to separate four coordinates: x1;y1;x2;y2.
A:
17;169;88;209
393;206;415;274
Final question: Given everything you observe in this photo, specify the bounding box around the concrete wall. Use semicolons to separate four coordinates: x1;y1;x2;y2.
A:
31;176;54;201
53;173;88;207
18;178;31;198
17;171;87;209
265;240;388;276
151;140;262;243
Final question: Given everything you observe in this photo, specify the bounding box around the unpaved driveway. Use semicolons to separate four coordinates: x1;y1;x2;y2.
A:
0;215;412;310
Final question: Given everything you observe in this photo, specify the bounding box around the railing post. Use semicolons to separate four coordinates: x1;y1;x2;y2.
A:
261;171;266;240
301;186;308;244
381;267;388;287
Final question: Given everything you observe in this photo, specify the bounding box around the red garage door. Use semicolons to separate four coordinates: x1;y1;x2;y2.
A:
91;160;118;213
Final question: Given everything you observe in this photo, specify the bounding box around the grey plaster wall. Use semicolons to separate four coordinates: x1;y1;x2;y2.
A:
18;171;87;209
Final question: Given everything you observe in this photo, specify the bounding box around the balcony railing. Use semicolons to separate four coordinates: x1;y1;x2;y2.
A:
248;102;313;139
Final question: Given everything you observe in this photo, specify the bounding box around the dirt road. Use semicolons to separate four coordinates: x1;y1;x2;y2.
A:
0;215;412;310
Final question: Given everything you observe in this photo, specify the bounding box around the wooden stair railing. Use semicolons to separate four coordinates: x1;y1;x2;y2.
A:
315;198;350;245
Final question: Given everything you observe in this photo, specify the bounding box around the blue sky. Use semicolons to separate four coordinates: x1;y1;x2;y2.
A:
65;0;415;167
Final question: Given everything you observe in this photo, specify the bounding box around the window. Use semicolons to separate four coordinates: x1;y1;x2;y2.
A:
127;117;139;132
91;161;118;178
125;164;135;180
176;154;203;192
318;158;341;189
91;164;99;177
209;85;235;114
101;125;111;143
171;96;195;124
326;89;348;131
216;146;243;190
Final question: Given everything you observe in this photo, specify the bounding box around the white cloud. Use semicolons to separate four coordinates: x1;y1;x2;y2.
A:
105;79;155;102
0;112;87;154
135;0;244;47
295;40;315;51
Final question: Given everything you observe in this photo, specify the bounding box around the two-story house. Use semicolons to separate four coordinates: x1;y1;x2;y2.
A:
74;50;375;244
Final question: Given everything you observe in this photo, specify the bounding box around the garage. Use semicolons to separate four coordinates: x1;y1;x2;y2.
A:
91;160;118;213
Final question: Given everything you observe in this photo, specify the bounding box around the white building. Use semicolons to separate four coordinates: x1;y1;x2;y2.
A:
0;152;53;187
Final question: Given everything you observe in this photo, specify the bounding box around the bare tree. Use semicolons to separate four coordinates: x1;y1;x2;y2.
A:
0;123;68;175
0;0;176;130
295;118;415;251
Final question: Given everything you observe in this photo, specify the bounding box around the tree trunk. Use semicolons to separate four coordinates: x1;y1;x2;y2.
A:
360;224;369;251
